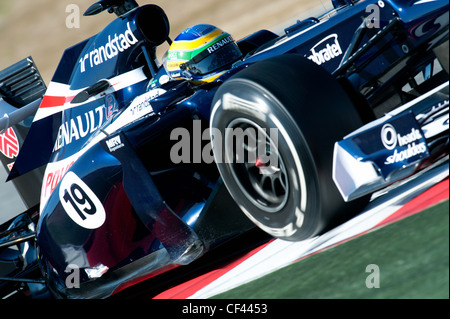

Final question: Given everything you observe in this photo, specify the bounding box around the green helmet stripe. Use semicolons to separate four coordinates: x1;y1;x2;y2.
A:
168;33;231;62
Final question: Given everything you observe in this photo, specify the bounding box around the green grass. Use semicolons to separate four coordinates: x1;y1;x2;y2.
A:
213;200;449;299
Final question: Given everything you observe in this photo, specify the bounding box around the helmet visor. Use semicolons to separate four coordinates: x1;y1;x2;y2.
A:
180;43;242;76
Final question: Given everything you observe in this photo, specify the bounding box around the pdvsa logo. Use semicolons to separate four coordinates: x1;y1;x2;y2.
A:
307;34;342;65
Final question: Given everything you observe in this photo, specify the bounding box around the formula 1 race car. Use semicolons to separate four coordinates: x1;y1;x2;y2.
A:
0;0;448;298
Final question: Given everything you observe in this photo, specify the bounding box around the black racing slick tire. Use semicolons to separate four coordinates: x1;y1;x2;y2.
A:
210;54;369;241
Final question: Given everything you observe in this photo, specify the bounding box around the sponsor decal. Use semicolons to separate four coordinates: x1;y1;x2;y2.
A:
381;124;427;165
380;123;397;150
106;94;119;120
0;127;19;159
416;99;449;124
127;90;156;117
53;105;105;152
384;143;428;165
105;135;124;152
43;160;75;199
307;34;342;65
79;22;138;73
168;51;178;60
338;112;429;183
206;36;233;54
409;12;448;39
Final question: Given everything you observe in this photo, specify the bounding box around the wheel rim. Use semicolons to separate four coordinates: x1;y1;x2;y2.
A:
225;118;289;213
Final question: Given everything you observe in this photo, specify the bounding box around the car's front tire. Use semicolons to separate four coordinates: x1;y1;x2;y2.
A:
210;54;369;241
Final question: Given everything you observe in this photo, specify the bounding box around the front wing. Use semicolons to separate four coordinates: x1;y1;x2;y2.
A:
333;81;449;201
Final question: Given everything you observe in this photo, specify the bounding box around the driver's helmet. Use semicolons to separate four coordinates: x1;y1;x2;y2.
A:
163;24;242;83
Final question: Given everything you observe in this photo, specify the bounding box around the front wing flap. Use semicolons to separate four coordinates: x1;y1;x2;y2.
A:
333;81;449;201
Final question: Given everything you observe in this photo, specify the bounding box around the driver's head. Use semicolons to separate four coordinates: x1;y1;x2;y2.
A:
163;24;242;83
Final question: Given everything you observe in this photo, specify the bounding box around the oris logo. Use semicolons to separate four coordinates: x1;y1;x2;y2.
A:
307;34;342;65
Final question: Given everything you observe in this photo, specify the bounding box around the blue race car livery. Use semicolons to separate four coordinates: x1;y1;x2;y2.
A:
0;0;448;298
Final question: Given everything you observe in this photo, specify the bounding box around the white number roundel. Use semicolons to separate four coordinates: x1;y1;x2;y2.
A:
59;171;106;229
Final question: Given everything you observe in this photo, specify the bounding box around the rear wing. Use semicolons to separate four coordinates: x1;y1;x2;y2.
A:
0;57;46;209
